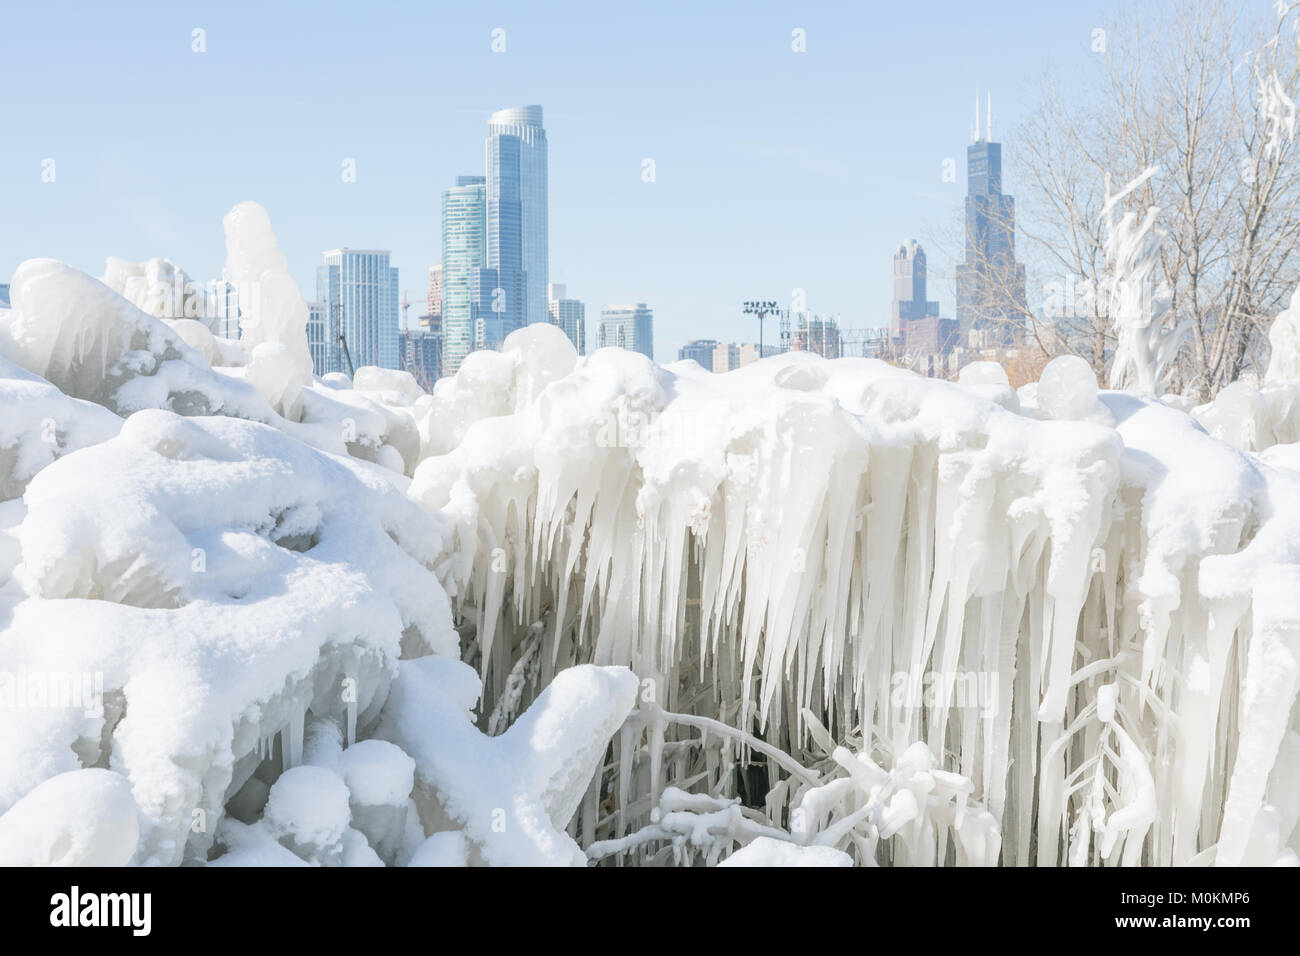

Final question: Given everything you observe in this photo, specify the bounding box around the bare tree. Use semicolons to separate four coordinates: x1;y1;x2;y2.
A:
1011;0;1300;399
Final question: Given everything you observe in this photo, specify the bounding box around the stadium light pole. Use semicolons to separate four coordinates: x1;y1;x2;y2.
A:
743;300;779;358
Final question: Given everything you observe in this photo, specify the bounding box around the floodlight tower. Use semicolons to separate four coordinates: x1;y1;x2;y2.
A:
742;300;779;357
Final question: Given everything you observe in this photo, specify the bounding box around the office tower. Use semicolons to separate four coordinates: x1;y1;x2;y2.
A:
316;249;400;374
891;240;940;337
678;339;719;367
306;301;328;375
547;282;586;354
597;304;654;359
441;176;487;376
712;342;740;372
0;284;10;309
400;321;441;392
427;265;442;323
484;106;548;340
955;95;1028;346
891;239;958;358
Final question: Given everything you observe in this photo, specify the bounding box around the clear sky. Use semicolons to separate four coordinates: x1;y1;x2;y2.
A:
1;0;1116;363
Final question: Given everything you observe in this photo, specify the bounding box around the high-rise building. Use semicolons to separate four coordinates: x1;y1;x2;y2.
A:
484;105;548;345
0;284;10;309
400;321;441;392
891;239;958;358
547;283;586;354
955;96;1028;346
678;339;719;367
891;240;940;336
441;176;488;377
307;301;328;375
317;249;400;374
426;265;442;323
598;304;654;359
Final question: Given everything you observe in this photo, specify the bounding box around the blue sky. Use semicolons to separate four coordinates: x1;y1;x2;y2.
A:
2;0;1115;363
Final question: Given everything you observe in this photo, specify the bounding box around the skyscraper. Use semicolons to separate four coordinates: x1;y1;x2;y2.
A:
484;106;548;341
891;240;958;358
400;323;441;392
547;283;585;354
891;240;939;336
598;304;654;358
955;95;1028;346
441;176;487;376
317;249;400;374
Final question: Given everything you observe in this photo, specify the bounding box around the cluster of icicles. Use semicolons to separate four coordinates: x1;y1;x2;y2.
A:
418;345;1300;867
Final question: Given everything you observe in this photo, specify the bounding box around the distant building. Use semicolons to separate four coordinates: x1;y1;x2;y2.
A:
0;284;9;309
677;339;773;371
955;99;1028;345
890;239;958;359
307;301;328;375
791;315;842;359
713;342;739;372
891;240;940;337
734;343;771;367
441;175;488;377
317;249;400;374
485;106;549;340
548;283;586;353
400;320;441;392
426;264;442;323
598;304;654;358
679;339;719;367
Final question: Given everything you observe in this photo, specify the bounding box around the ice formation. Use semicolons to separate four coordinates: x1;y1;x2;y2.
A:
221;202;313;418
2;203;1300;867
1267;286;1300;384
1103;169;1188;395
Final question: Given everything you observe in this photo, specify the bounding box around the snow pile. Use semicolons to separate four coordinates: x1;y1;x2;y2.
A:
0;769;140;866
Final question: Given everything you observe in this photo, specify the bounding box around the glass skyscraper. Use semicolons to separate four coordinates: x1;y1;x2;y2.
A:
441;175;487;376
598;304;654;359
954;127;1027;346
316;249;400;375
484;105;548;342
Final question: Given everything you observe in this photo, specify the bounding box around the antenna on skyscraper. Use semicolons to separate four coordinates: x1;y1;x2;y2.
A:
986;92;992;142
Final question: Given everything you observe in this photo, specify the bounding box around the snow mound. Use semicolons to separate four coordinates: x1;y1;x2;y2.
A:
717;837;852;867
0;769;139;866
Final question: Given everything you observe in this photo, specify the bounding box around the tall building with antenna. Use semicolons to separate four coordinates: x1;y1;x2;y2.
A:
955;92;1028;347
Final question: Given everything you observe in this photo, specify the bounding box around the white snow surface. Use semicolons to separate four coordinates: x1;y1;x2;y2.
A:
3;212;1300;867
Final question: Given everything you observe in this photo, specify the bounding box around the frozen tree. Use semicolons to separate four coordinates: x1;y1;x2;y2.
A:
1013;0;1300;398
1102;167;1189;394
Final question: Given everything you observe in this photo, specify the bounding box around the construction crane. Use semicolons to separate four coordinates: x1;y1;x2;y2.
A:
400;290;413;329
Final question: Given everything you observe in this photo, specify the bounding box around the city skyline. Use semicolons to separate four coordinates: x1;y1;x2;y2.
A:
0;1;1106;365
